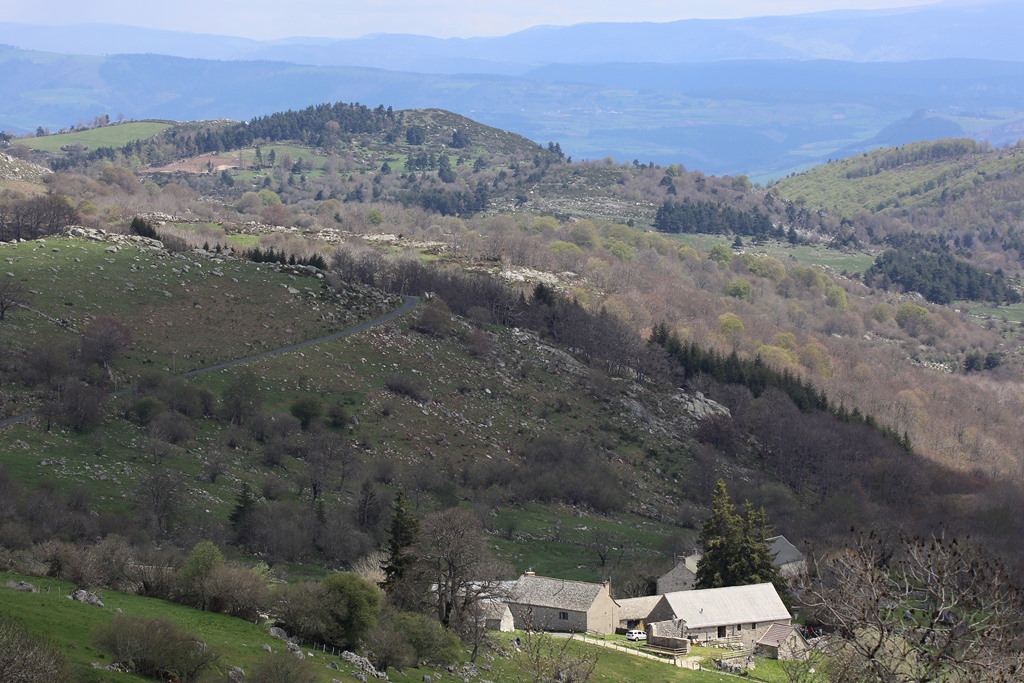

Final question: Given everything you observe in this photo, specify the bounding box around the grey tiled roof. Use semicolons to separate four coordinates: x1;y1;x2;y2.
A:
660;583;790;629
617;595;661;621
766;535;804;566
510;575;605;612
757;623;803;648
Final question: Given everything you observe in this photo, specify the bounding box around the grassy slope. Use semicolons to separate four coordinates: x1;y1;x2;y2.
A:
0;235;396;416
0;571;733;683
772;139;1024;217
0;571;365;683
21;122;174;152
1;233;699;579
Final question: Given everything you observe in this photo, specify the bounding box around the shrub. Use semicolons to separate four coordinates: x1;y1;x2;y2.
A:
134;396;166;425
725;278;752;300
290;395;324;430
205;563;271;620
321;572;381;649
96;614;218;682
249;652;317;683
272;582;330;644
392;611;461;665
149;411;193;445
385;374;431;403
176;540;224;610
130;216;158;238
412;298;454;337
0;611;73;683
327;401;348;429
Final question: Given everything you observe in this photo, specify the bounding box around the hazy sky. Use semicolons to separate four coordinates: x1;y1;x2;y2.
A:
5;0;947;40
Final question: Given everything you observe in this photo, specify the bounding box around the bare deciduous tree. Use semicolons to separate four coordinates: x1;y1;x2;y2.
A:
413;507;504;633
0;278;29;321
511;613;599;683
800;531;1024;683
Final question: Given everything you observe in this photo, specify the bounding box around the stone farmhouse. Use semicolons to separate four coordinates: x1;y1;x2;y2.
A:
645;583;792;647
506;572;619;635
755;623;810;660
655;551;700;594
766;535;808;586
616;594;661;632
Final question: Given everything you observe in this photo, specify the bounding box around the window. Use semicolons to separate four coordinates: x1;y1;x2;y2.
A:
718;626;727;638
559;611;569;620
752;623;757;630
737;623;742;631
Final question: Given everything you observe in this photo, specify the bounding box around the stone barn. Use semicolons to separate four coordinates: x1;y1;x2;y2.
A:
756;623;809;660
645;583;791;648
506;572;619;635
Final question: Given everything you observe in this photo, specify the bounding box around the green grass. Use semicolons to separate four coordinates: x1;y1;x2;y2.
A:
0;572;359;682
772;139;1024;218
410;632;727;683
0;235;388;382
1;573;739;683
671;233;877;275
23;122;173;152
960;300;1024;323
489;503;685;581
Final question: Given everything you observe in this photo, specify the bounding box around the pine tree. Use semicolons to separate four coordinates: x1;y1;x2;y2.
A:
696;480;785;598
381;489;419;592
229;482;257;543
696;480;744;588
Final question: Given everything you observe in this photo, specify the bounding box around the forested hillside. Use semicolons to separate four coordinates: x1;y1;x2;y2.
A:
3;104;1024;680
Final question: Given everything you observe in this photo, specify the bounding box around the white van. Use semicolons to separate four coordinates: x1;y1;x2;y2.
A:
625;629;647;641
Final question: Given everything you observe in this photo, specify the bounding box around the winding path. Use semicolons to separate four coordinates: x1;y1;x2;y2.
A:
0;294;419;430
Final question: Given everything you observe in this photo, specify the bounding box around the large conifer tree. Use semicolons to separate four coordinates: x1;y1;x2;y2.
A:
696;480;785;597
381;489;419;593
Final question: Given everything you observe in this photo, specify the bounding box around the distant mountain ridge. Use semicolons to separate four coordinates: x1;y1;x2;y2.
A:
3;1;1024;179
2;1;1024;73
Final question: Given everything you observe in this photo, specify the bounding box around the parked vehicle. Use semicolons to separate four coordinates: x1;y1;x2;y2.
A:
625;629;647;641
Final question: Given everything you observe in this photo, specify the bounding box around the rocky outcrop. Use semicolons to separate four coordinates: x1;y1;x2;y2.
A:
340;651;388;680
67;589;104;607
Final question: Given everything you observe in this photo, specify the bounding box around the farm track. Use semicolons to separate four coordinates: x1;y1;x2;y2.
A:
0;294;419;430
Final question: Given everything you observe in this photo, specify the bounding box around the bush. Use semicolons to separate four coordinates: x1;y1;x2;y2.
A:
249;652;317;683
176;540;223;610
392;611;461;666
130;216;158;238
385;374;431;403
321;572;381;649
412;298;454;337
205;563;271;620
0;611;73;683
290;395;324;430
134;396;166;425
149;411;193;445
327;401;348;429
96;614;218;682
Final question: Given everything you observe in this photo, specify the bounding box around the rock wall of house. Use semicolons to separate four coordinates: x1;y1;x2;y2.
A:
508;603;587;633
687;620;790;648
656;566;696;594
586;587;618;635
648;620;690;652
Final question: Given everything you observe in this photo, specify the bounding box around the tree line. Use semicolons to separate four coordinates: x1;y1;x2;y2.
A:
0;193;79;242
864;241;1020;304
654;197;779;238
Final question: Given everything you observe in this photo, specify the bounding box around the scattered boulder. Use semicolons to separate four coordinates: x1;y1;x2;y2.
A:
340;651;388;680
228;666;245;681
268;626;290;641
67;589;103;607
6;581;37;592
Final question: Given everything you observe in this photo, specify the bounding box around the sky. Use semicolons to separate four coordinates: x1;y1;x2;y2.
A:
4;0;949;40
